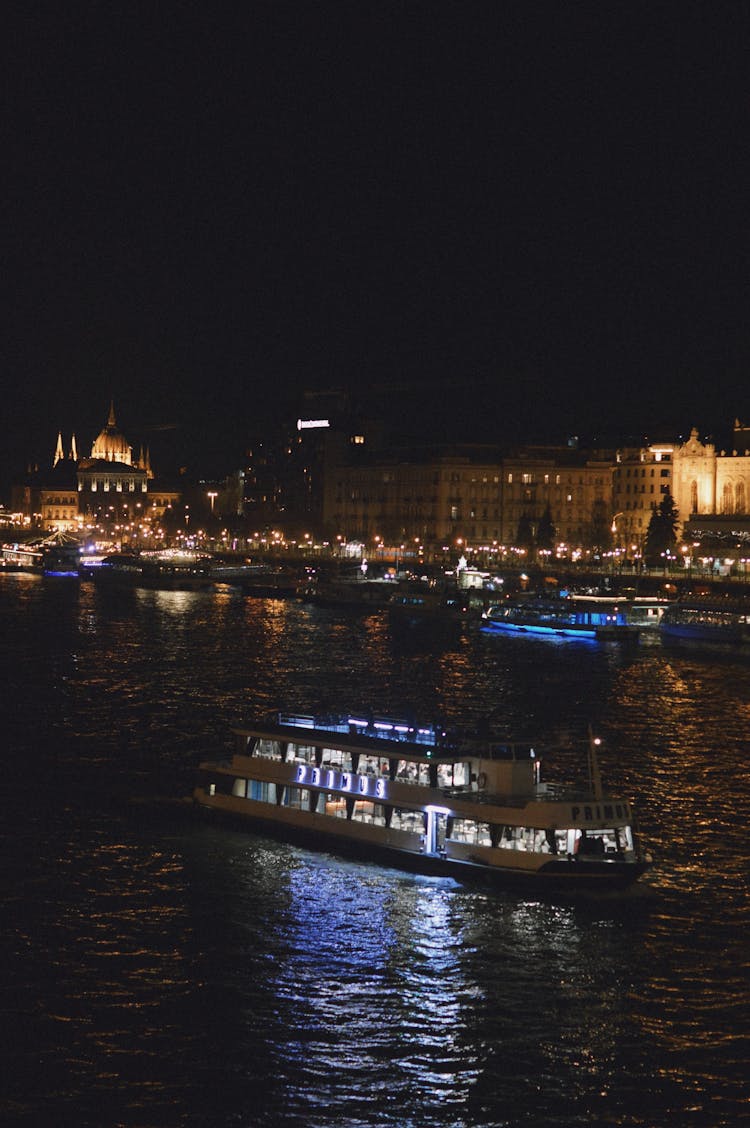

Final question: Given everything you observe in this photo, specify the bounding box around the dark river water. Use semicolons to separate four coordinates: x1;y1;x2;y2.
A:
1;573;748;1127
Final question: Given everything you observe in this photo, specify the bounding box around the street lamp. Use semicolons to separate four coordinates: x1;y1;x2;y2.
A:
207;491;217;513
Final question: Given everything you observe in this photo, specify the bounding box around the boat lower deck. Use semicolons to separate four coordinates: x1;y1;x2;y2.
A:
193;783;648;892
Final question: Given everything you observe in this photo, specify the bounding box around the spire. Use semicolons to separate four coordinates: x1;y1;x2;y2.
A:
108;399;116;427
70;434;78;461
54;432;64;467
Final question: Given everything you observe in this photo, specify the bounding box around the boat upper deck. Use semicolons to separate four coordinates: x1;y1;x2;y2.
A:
233;711;536;766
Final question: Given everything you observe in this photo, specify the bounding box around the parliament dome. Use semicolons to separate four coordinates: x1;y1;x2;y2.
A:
90;402;132;465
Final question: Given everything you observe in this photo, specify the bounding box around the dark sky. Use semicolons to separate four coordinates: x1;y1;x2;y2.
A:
3;3;750;489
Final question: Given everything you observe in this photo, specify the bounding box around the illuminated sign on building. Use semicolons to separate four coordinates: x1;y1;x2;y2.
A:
296;418;330;431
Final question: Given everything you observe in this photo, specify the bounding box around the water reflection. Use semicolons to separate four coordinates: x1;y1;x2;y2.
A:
271;862;479;1122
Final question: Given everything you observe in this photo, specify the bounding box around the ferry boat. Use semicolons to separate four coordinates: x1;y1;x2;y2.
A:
481;594;639;640
193;712;652;892
83;550;212;590
659;598;750;644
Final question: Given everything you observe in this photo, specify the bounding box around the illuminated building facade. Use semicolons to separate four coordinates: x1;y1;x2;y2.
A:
500;447;612;550
672;423;750;519
12;403;180;532
324;453;504;547
323;445;615;553
321;418;750;557
612;442;674;554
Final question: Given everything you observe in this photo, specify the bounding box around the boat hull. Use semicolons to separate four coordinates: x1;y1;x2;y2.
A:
482;620;598;639
660;623;747;643
193;790;649;893
482;620;638;640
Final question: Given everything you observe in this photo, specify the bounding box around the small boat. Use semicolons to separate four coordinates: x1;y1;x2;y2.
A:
481;594;639;640
42;542;81;577
193;713;652;892
138;552;212;590
303;574;396;608
388;579;469;622
81;552;144;584
659;598;750;644
233;564;302;598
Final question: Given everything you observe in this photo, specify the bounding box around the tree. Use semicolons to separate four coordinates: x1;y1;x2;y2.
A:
588;498;612;554
514;512;534;550
644;490;679;566
536;504;555;553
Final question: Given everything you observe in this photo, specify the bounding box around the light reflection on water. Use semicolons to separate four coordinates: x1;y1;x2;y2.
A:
1;574;748;1126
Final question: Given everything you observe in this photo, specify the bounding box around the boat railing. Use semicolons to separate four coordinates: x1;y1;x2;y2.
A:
276;712;445;748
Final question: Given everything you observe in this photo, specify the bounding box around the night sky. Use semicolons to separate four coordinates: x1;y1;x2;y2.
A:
3;3;750;491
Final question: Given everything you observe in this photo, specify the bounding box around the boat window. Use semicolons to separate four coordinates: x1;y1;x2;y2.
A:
450;762;470;787
499;826;535;851
284;786;309;810
248;780;269;802
448;818;492;846
390;809;426;834
417;763;432;786
255;738;281;759
351;801;386;826
319;747;352;773
436;763;455;788
292;743;316;765
358;754;381;775
571;827;632;855
323;794;348;819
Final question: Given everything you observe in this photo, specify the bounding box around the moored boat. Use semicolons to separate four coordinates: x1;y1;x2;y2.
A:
82;550;212;590
193;712;652;892
481;594;639;640
303;574;396;608
233;563;302;598
42;542;81;577
659;598;750;644
388;579;469;622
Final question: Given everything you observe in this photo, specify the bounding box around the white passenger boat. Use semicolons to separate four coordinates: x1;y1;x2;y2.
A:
194;713;652;891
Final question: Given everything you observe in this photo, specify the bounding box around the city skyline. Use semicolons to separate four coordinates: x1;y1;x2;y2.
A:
4;5;750;490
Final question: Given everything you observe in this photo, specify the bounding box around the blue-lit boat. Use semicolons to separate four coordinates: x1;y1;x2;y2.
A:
481;595;639;640
193;712;652;891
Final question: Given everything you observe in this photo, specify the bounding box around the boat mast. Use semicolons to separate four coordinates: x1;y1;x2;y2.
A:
587;725;603;800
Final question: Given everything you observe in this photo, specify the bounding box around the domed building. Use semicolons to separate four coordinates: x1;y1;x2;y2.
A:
76;402;151;528
89;401;136;465
12;402;181;534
